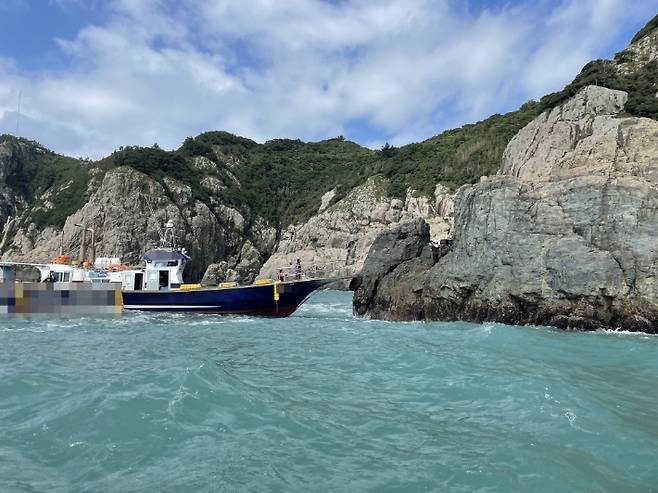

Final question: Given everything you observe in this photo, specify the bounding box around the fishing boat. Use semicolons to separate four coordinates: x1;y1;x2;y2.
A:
104;220;333;316
0;220;332;317
109;247;332;316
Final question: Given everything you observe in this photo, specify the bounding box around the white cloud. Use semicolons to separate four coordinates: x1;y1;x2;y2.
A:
519;0;639;97
0;0;655;158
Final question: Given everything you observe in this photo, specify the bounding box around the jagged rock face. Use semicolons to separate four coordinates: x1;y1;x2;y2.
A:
357;85;658;332
404;184;454;240
352;218;432;320
319;188;336;212
617;26;658;75
502;86;629;182
1;167;276;282
259;177;454;280
201;261;239;285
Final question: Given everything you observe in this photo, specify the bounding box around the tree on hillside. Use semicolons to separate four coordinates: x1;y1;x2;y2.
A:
380;142;395;158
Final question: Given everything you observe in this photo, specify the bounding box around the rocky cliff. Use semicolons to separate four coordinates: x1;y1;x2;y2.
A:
354;84;658;332
0;133;458;285
257;178;453;281
1;166;277;281
0;138;276;281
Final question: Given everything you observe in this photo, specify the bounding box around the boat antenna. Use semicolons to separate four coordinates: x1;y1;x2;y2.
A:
15;90;22;135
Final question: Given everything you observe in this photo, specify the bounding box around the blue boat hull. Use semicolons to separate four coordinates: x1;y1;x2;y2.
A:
121;279;333;316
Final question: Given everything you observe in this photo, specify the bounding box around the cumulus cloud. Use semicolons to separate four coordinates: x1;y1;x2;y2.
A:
0;0;654;158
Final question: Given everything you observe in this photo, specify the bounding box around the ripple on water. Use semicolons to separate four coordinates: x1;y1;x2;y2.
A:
1;290;657;492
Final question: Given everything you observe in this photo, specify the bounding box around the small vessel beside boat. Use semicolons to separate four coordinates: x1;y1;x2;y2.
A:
0;221;333;316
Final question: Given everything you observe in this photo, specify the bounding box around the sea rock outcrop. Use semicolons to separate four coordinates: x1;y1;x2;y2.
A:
351;218;433;320
356;85;658;332
258;177;453;280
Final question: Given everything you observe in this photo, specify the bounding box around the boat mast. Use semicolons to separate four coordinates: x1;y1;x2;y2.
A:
74;223;95;266
79;226;87;265
89;228;96;266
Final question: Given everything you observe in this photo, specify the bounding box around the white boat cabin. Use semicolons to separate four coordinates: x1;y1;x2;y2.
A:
109;248;189;291
0;247;189;293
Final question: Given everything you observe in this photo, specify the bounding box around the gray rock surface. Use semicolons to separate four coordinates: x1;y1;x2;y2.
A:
201;261;239;285
356;85;658;332
352;218;431;319
1;167;276;282
259;177;454;281
319;188;336;212
502;86;628;182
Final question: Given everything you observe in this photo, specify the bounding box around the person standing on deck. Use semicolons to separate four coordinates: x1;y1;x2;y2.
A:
294;259;302;280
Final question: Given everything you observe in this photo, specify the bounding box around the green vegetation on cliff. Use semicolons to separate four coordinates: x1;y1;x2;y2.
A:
372;101;543;197
225;137;375;226
109;106;545;228
631;13;658;44
111;146;214;206
539;59;658;119
0;135;92;228
110;135;377;228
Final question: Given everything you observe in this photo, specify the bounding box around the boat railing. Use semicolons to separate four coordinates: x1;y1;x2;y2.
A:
276;259;354;280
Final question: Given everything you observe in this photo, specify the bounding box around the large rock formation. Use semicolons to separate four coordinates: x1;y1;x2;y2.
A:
0;135;456;286
352;218;433;319
258;177;453;280
355;85;658;332
0;166;276;281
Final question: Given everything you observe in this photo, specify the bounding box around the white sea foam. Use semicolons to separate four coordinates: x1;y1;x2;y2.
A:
295;302;354;321
479;324;494;335
595;328;657;337
564;410;577;426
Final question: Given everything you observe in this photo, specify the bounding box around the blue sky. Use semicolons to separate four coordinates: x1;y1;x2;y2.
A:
0;0;655;158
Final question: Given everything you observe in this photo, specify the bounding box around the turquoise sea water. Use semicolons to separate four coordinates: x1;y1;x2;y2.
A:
1;290;657;493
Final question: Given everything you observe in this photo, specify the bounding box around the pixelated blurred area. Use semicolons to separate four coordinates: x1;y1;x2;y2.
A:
0;282;122;315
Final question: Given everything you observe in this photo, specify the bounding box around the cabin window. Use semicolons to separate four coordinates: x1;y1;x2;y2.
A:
51;272;71;282
167;260;178;267
159;270;169;289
